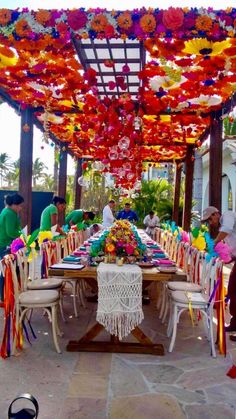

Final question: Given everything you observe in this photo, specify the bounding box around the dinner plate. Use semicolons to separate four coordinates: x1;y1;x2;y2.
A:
138;262;154;268
158;266;177;273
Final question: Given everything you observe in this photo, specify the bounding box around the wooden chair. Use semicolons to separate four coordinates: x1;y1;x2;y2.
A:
2;255;62;354
167;257;222;357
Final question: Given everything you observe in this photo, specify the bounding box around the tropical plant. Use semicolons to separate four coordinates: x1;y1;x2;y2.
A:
224;116;236;137
132;179;173;222
32;157;48;188
0;153;13;187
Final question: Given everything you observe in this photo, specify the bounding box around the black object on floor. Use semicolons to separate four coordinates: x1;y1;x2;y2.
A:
8;393;39;419
87;294;98;303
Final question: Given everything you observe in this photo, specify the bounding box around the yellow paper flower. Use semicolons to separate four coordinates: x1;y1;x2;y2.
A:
0;45;18;68
183;38;231;56
38;231;53;245
192;236;206;251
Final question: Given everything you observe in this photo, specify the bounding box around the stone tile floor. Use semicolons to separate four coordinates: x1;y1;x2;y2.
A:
1;284;236;419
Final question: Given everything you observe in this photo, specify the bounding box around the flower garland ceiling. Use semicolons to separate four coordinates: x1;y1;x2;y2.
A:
0;6;235;188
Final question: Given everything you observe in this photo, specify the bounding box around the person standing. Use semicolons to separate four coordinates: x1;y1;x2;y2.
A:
65;209;95;229
0;193;24;257
116;202;138;223
143;210;160;238
40;196;66;234
0;193;24;301
102;200;115;228
201;206;236;338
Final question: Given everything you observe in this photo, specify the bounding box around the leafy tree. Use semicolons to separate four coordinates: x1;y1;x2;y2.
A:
32;158;48;188
0;153;12;187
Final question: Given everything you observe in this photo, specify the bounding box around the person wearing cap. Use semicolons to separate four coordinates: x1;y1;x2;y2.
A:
202;206;236;335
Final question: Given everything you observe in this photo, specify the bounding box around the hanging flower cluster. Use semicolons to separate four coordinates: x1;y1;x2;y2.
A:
0;6;235;188
0;7;235;40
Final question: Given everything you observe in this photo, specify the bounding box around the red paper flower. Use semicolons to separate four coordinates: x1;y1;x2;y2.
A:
67;10;88;31
162;7;184;31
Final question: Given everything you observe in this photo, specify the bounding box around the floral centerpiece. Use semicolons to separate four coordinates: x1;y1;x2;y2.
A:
103;220;146;261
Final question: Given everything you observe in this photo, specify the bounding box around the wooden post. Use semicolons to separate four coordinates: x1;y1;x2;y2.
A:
182;146;194;231
172;162;182;225
19;108;33;232
58;148;67;225
209;116;222;211
74;159;82;209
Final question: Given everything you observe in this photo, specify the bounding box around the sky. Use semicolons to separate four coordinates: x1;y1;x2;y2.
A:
0;0;234;175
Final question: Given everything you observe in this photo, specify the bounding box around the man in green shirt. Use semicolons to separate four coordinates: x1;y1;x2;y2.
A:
65;210;95;230
40;196;66;232
0;193;24;252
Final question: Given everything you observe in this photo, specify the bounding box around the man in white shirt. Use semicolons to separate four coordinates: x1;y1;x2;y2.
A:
102;200;116;228
202;206;236;336
143;211;160;238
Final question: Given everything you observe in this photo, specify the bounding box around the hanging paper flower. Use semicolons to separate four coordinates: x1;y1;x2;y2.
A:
38;231;53;245
15;18;32;38
90;14;108;32
214;242;232;263
10;238;25;254
149;75;187;91
189;94;222;107
67;9;88;31
0;45;18;68
162;7;184;31
35;9;51;25
183;38;231;56
0;8;11;25
195;15;213;32
117;12;132;30
192;236;206;251
140;13;156;33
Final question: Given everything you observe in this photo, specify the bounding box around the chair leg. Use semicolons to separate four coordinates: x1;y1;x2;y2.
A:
168;304;178;352
207;309;216;358
51;305;61;354
59;297;66;323
161;295;169;324
156;283;162;310
72;282;79;317
159;284;166;319
167;303;173;337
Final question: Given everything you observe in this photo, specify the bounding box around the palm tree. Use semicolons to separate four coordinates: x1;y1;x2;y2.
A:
133;179;173;221
42;173;55;191
32;158;48;188
0;153;13;187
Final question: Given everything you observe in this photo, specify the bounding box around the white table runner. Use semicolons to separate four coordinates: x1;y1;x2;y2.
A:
96;263;144;340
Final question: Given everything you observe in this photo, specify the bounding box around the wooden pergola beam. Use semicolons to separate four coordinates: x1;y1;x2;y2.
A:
74;159;82;209
19;108;33;232
209;116;223;211
172;162;182;225
182;146;194;231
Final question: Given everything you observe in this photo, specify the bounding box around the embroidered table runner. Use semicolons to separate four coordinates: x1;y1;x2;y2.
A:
97;263;143;340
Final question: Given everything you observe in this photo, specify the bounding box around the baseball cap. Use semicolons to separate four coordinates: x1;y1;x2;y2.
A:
201;206;219;222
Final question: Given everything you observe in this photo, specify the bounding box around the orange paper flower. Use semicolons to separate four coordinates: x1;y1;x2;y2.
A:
162;7;184;30
0;8;11;25
35;9;51;25
195;15;213;31
117;12;132;29
90;14;108;32
15;19;32;38
140;13;156;33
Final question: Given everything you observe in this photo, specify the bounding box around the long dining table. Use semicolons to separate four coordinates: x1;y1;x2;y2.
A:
49;264;187;356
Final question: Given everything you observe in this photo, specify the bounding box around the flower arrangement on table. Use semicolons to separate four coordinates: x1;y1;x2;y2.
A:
90;220;146;263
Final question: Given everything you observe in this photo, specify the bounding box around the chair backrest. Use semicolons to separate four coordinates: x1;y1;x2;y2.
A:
16;248;29;291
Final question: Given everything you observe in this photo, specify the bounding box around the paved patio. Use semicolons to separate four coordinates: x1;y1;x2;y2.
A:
1;283;236;419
